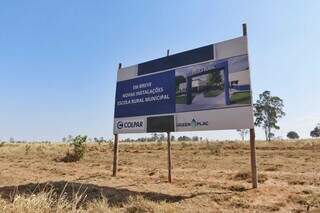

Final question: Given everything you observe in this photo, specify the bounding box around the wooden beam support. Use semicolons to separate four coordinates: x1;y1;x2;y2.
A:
112;63;122;177
250;128;258;188
167;132;172;183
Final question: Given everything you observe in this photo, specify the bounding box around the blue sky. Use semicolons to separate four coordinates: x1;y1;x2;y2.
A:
0;1;319;141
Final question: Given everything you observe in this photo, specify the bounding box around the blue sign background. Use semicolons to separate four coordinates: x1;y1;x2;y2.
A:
114;70;176;118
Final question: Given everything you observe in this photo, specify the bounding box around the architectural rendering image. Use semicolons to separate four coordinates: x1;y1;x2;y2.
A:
175;55;251;112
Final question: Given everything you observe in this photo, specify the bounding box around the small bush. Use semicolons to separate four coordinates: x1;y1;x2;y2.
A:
60;135;87;162
25;144;31;155
108;141;114;150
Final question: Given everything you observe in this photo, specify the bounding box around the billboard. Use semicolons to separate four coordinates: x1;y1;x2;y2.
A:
114;36;254;134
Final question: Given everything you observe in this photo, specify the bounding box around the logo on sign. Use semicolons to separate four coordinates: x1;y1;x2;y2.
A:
117;121;124;129
116;120;144;129
177;118;208;128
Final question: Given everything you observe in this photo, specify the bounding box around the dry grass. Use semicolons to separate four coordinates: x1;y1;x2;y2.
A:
0;139;319;212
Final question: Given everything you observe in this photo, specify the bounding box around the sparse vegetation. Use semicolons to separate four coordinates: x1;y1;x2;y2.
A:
24;144;31;155
60;135;87;162
207;142;224;156
0;190;177;213
0;139;319;212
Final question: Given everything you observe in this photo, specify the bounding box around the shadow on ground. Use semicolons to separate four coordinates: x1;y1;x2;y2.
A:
0;181;191;206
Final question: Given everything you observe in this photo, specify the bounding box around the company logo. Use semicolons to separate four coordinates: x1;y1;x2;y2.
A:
117;121;124;129
116;120;143;129
177;118;208;128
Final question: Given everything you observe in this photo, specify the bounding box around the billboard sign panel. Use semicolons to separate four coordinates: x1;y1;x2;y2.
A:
114;36;254;134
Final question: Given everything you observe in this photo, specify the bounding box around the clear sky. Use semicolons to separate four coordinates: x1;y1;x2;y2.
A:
0;1;319;141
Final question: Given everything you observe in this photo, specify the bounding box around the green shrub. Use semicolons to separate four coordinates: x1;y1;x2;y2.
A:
60;135;87;162
0;142;5;148
25;144;31;155
72;135;87;159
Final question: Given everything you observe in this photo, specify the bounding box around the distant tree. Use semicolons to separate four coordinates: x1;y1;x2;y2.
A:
123;138;132;142
192;136;199;141
207;72;223;89
137;137;147;142
236;129;249;141
170;135;175;141
287;131;299;139
62;137;67;143
178;136;191;141
175;75;186;90
254;91;285;141
310;124;320;138
94;137;106;145
9;137;14;143
158;134;165;141
67;135;73;143
150;133;158;142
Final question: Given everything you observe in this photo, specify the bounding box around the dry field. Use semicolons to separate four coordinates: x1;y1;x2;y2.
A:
0;139;319;212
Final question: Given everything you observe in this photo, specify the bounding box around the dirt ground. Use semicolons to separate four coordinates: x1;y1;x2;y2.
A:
0;140;319;212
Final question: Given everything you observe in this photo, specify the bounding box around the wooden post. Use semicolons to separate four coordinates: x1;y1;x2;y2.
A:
242;23;257;188
165;50;172;183
112;133;119;176
242;23;247;36
250;128;258;188
167;132;172;183
112;63;122;177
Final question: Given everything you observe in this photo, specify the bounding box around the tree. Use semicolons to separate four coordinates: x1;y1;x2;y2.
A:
207;72;223;88
94;137;106;145
67;135;73;143
178;136;191;141
62;137;67;143
175;75;186;90
237;129;249;141
310;124;320;138
287;131;299;139
254;91;285;141
158;134;165;141
150;133;158;142
192;136;199;141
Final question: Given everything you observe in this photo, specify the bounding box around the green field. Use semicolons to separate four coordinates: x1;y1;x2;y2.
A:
230;91;251;104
